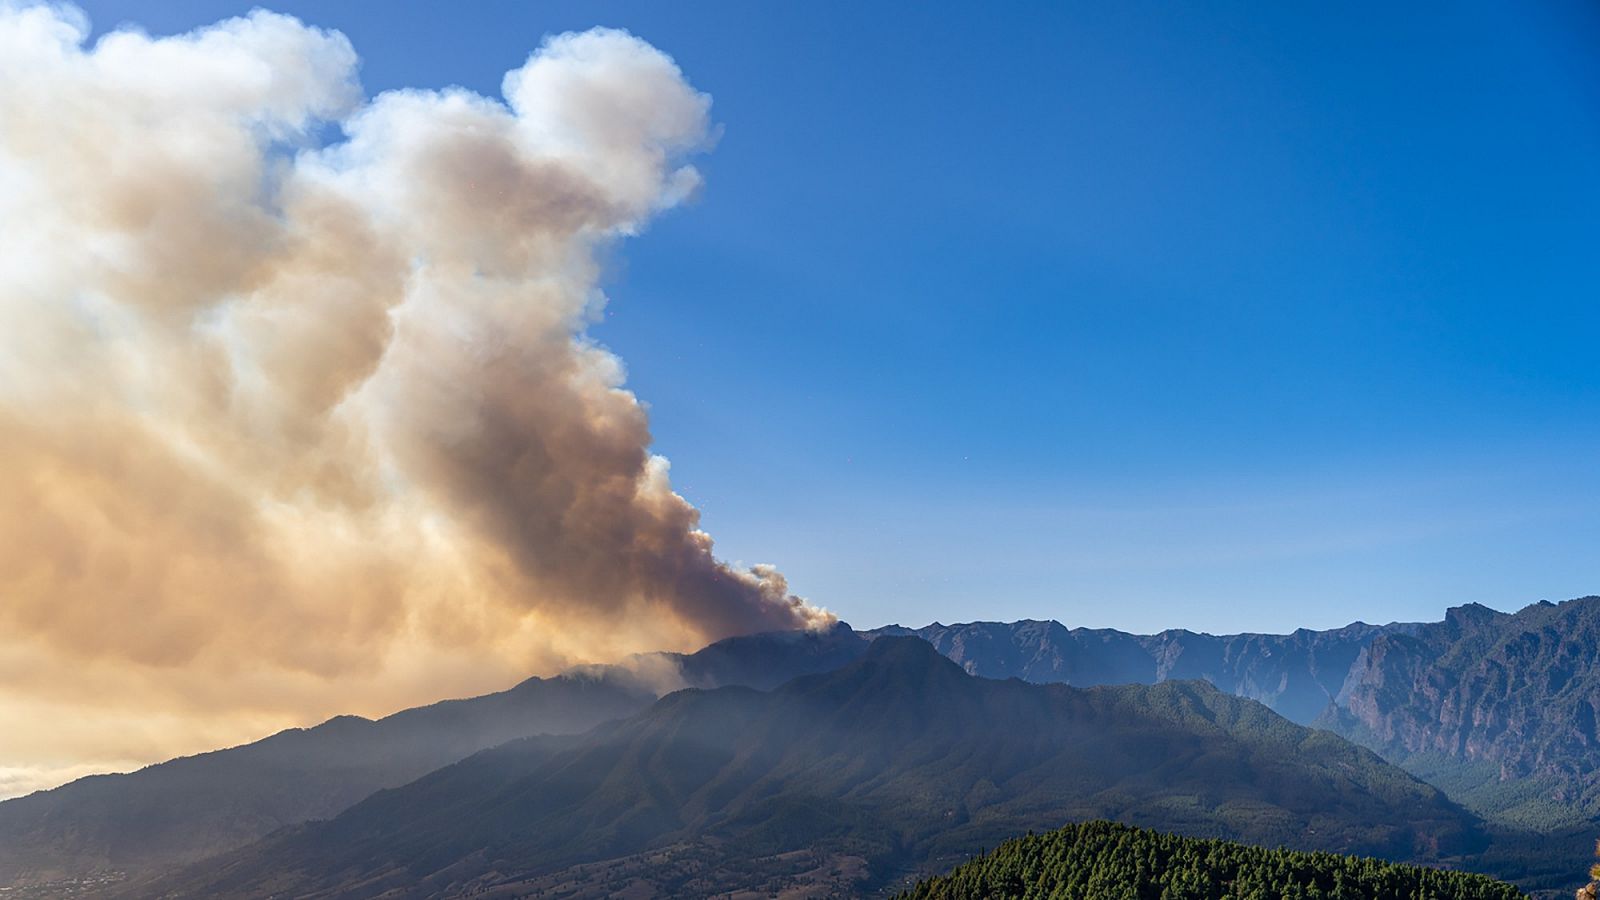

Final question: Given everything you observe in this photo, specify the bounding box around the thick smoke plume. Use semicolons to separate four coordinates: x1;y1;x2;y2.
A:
0;4;829;795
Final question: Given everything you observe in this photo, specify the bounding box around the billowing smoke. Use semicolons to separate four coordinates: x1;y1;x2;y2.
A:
0;4;829;794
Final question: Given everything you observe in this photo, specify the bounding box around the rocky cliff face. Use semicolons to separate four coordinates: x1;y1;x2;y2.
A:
1336;599;1600;770
884;600;1600;829
1143;622;1416;724
1325;597;1600;825
881;618;1418;725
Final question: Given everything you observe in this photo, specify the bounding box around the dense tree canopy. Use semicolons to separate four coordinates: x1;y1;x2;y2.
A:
900;821;1525;900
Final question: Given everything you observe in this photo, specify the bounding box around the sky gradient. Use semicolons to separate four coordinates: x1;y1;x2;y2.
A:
66;0;1600;634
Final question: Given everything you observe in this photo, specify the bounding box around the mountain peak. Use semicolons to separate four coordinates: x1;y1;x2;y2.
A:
781;635;970;701
1443;602;1503;630
861;633;951;666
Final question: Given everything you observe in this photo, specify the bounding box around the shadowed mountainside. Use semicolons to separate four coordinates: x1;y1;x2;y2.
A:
0;672;647;889
0;624;870;891
873;618;1418;725
880;599;1600;836
16;599;1600;895
1321;597;1600;830
143;637;1486;899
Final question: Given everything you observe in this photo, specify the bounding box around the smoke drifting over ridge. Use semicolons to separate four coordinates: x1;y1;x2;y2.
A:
0;4;828;794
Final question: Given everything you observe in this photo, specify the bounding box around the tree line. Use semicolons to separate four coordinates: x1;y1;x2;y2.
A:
899;820;1525;900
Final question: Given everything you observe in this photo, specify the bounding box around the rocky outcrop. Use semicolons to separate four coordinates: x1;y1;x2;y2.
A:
1325;597;1600;821
880;617;1419;725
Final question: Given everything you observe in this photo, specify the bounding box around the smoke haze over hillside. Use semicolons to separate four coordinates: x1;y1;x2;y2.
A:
0;3;827;797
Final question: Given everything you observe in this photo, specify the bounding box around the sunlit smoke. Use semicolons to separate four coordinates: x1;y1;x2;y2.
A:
0;3;830;796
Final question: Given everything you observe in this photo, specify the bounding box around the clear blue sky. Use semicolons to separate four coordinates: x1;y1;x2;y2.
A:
75;0;1600;634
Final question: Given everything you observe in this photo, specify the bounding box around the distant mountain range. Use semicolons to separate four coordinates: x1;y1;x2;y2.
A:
871;617;1420;724
6;597;1600;896
134;638;1481;898
889;601;1600;837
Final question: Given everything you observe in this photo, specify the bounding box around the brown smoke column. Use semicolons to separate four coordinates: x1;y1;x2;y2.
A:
0;5;829;795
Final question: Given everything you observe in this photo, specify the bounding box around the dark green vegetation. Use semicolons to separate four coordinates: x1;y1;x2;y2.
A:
1463;826;1597;897
900;820;1524;900
142;638;1483;899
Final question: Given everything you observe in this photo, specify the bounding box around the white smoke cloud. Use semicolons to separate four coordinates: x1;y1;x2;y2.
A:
0;3;829;796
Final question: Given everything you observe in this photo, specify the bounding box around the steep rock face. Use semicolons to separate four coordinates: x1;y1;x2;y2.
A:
907;620;1154;686
1145;622;1412;724
1326;597;1600;825
887;618;1417;725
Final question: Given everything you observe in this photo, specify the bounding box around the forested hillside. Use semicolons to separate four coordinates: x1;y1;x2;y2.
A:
900;820;1525;900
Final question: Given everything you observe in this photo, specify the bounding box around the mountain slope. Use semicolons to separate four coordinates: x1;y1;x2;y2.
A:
23;596;1598;894
0;611;1430;892
900;820;1524;900
150;637;1486;899
0;671;649;888
1323;597;1600;829
0;622;871;892
645;618;871;690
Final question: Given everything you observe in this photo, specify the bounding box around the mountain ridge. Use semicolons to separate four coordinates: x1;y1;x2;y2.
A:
868;614;1424;724
0;624;873;890
13;598;1596;894
140;636;1487;899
